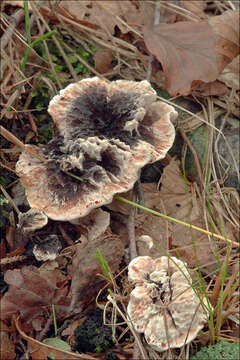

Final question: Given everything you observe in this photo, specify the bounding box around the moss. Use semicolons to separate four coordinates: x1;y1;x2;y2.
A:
190;341;240;360
74;309;113;354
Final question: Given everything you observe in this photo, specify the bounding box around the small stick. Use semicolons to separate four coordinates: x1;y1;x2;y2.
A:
0;162;17;174
0;184;21;215
0;255;28;265
0;125;44;161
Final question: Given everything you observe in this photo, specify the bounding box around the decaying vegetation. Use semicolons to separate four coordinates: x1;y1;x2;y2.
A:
0;1;239;359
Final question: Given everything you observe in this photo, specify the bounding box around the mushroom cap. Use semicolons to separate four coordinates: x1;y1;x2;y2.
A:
16;78;176;221
33;235;62;262
127;256;211;352
18;208;48;233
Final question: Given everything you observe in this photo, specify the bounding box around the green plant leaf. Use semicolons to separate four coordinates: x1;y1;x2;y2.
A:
43;337;71;352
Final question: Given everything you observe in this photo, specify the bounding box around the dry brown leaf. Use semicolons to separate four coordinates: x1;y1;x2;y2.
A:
192;80;229;96
218;55;240;89
144;10;239;95
1;265;70;329
4;0;143;34
180;0;207;20
94;48;113;73
157;158;224;267
70;231;126;311
15;317;95;360
60;0;142;34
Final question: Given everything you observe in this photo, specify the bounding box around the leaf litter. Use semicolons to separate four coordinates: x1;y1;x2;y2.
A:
1;0;239;359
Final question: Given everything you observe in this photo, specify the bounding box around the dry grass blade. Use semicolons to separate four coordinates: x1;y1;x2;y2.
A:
107;293;148;359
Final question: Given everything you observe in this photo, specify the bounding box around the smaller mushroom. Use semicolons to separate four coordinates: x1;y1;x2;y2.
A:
33;235;62;262
18;208;48;233
127;256;212;352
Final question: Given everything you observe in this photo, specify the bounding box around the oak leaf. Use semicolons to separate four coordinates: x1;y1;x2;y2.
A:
144;10;239;95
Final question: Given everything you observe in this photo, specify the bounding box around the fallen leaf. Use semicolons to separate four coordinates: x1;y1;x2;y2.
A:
43;337;71;352
218;55;240;90
112;159;227;270
180;0;207;20
191;80;229;96
94;48;113;73
70;231;126;311
1;265;70;330
144;10;239;95
60;1;142;34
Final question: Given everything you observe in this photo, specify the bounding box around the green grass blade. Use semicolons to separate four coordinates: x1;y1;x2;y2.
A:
95;248;112;282
52;304;58;337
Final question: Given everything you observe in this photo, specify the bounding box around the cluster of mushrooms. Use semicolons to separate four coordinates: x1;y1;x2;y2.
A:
16;77;211;352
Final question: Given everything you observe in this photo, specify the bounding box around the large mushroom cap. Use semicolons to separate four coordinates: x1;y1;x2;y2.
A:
127;256;212;352
16;78;176;221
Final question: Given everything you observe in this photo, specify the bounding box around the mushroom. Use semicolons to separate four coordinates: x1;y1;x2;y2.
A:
18;208;48;233
70;208;110;242
33;234;62;262
127;256;212;352
16;77;176;221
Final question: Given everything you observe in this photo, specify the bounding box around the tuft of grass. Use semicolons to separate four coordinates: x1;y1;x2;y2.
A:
95;248;113;283
21;0;57;74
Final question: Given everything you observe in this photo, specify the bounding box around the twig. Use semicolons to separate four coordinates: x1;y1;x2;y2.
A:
134;179;145;214
0;162;17;174
0;184;21;215
0;125;45;161
128;184;137;260
146;1;161;82
58;224;74;246
0;255;28;265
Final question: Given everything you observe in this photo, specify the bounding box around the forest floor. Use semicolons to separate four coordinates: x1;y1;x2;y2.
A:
0;1;239;359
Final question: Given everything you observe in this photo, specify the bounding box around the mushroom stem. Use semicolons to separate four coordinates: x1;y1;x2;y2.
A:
135;179;145;214
0;125;44;162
